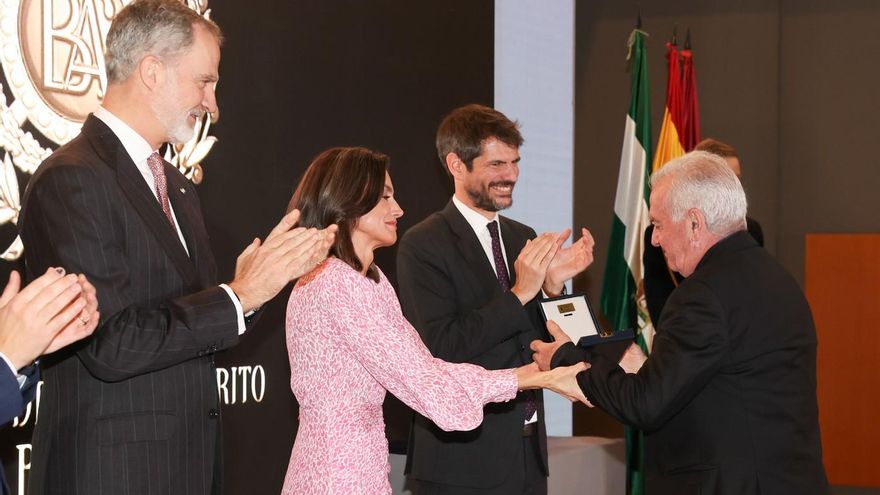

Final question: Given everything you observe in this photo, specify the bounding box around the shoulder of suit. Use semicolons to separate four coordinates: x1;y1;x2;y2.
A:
677;241;761;296
399;210;448;243
30;155;107;192
499;214;536;237
31;133;106;179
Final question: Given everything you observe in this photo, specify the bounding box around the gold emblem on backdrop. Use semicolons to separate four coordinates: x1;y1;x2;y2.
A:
0;0;218;260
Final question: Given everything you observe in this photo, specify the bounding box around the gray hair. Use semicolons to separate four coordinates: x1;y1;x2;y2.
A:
105;0;223;84
650;150;748;236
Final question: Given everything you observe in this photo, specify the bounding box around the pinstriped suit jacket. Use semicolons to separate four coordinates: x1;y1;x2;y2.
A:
19;115;240;495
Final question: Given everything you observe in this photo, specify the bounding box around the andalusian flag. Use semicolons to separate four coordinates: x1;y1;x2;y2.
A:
600;28;653;355
599;28;653;495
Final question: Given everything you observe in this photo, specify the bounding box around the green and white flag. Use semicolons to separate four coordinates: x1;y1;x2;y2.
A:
600;27;654;354
599;28;654;495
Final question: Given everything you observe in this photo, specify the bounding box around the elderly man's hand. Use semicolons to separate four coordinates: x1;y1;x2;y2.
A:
618;343;648;374
529;320;572;371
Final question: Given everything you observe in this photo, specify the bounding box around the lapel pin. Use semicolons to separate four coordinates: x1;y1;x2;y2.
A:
180;188;186;194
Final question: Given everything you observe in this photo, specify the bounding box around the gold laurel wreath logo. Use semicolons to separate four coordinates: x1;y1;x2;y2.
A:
0;0;218;260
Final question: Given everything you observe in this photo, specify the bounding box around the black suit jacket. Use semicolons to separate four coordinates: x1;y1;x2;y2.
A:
397;201;548;489
19;115;240;495
557;231;828;495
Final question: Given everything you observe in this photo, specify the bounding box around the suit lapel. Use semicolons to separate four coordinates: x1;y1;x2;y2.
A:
440;201;501;292
82;115;198;286
166;168;217;288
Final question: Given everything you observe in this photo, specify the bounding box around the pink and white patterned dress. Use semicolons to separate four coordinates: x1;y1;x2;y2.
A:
282;257;517;494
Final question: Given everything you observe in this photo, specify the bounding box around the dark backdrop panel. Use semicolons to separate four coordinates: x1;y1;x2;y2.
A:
777;0;880;285
205;1;493;494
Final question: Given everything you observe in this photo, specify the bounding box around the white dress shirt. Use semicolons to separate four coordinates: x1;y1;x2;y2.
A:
451;195;511;274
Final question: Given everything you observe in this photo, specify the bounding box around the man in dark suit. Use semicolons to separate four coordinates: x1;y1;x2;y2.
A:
643;138;764;325
0;267;99;494
18;1;334;494
534;151;829;494
398;104;593;494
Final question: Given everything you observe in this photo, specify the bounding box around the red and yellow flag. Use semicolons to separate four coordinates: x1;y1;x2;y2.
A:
680;40;701;151
653;33;701;172
651;41;686;171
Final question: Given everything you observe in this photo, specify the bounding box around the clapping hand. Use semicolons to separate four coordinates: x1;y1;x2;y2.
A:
43;273;100;355
543;228;594;296
510;233;559;305
229;209;338;313
0;268;100;370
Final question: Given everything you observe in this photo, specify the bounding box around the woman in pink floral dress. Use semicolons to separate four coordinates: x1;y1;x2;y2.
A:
281;147;584;494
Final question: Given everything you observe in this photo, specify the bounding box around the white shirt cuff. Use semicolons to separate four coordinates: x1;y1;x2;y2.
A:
219;284;247;335
541;283;568;299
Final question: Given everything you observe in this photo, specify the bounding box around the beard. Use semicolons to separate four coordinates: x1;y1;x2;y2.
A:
465;180;515;212
150;75;200;145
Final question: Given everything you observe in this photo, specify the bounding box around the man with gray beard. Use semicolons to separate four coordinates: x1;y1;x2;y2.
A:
19;1;334;493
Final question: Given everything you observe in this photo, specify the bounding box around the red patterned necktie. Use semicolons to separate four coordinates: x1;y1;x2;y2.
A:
487;221;537;421
146;152;175;227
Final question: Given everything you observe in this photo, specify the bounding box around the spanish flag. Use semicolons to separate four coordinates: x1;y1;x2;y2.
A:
651;40;686;171
680;32;701;151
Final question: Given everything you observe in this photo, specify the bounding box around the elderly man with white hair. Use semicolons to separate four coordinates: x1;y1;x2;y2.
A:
532;151;829;495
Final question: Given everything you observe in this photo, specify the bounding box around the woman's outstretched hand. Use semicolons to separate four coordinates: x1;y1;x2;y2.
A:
514;361;593;407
